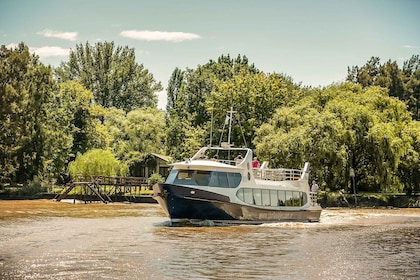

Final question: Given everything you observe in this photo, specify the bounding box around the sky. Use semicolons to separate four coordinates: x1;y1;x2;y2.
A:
1;0;419;110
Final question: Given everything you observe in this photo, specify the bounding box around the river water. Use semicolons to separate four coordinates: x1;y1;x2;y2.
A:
0;200;419;280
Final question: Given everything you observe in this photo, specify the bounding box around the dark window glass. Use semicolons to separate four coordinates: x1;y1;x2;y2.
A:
168;169;242;188
228;172;242;188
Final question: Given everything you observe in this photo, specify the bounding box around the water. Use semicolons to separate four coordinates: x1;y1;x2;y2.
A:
0;200;419;280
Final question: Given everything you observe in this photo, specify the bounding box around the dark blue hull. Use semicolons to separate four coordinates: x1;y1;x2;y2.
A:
153;183;321;224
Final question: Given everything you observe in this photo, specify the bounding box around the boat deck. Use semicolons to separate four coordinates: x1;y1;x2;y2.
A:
252;167;302;181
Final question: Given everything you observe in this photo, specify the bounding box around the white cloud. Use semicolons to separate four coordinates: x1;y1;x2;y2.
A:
5;43;69;58
5;43;18;49
37;29;78;41
30;46;70;58
120;30;200;42
402;45;419;49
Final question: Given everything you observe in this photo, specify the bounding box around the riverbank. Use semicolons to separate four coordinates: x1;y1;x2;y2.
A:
318;191;420;208
1;191;419;208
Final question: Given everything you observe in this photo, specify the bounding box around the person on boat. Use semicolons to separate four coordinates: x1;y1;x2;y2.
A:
252;157;260;169
199;151;207;159
234;154;243;165
311;180;319;193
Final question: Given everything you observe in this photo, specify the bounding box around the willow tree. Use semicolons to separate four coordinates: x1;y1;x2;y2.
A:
254;83;419;193
69;149;128;179
56;41;162;112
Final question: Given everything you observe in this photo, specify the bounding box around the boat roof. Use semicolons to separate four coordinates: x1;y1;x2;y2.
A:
171;159;244;171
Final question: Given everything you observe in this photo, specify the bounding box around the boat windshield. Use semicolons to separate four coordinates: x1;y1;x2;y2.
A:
166;169;242;188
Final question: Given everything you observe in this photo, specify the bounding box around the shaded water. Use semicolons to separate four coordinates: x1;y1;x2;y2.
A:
0;200;419;279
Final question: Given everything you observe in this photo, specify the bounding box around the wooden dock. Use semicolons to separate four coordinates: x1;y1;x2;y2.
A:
54;175;155;203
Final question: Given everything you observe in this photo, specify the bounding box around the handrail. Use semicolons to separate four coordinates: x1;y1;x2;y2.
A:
252;168;303;181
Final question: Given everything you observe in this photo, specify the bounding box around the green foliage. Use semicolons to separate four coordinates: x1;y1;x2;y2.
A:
90;106;166;160
347;55;420;120
68;149;128;179
0;43;56;183
254;83;419;193
19;176;47;197
56;41;162;112
165;54;299;158
147;173;165;186
209;72;301;148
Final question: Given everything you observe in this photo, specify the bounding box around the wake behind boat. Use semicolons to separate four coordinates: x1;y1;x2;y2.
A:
153;110;322;225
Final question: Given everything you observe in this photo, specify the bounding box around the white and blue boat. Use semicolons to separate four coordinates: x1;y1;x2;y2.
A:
153;110;321;224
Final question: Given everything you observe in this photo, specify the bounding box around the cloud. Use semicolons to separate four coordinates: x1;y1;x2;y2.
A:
5;43;69;58
5;43;18;49
402;45;419;49
120;30;200;42
30;46;70;58
37;29;78;41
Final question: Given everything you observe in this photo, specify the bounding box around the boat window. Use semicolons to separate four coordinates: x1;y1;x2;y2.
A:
166;169;242;188
285;191;293;206
253;189;262;206
243;188;254;204
270;190;278;206
262;189;271;206
166;169;178;184
301;192;308;205
237;188;244;201
228;173;242;188
293;191;300;207
236;188;308;207
278;190;286;206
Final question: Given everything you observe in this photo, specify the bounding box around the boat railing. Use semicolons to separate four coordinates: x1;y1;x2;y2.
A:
309;191;318;205
253;168;302;181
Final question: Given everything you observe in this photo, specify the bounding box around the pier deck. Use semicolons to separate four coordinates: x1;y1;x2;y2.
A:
54;175;153;203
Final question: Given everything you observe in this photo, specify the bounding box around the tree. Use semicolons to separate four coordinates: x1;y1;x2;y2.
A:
57;81;95;159
68;149;128;179
56;41;162;112
403;55;420;120
254;83;418;193
165;54;262;158
209;72;301;149
347;55;420;120
166;67;184;114
0;43;56;184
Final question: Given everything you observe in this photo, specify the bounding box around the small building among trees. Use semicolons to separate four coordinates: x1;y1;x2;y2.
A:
129;153;172;179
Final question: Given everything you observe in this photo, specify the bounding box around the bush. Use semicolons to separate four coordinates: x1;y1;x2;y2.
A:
147;173;165;187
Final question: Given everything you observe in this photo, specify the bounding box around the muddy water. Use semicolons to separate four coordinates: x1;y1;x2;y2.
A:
0;200;419;279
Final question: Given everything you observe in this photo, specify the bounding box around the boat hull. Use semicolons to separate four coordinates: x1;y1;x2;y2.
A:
153;183;321;224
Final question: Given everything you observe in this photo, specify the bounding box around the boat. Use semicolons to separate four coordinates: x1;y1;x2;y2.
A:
153;109;322;225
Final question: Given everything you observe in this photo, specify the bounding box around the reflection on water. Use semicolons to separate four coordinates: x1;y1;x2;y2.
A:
0;200;419;279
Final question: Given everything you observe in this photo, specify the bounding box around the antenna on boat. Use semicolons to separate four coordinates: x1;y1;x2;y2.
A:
227;106;236;146
209;107;214;147
218;107;248;148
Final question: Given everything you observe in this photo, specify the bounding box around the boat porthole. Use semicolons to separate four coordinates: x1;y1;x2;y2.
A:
190;190;195;195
